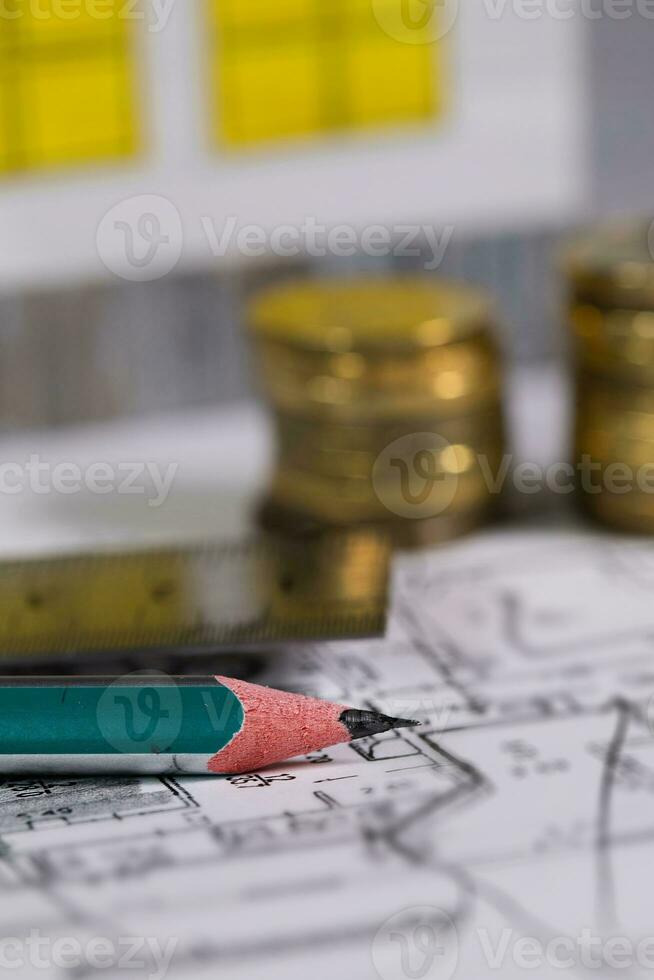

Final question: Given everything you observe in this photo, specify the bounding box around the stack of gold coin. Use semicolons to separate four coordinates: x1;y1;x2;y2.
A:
248;278;505;546
566;221;654;531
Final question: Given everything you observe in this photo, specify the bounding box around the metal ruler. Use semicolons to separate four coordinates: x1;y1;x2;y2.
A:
0;529;390;662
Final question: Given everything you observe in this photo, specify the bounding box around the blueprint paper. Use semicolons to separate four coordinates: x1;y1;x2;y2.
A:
1;530;654;979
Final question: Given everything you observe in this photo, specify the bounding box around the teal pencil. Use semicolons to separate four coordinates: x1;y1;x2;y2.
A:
0;674;418;776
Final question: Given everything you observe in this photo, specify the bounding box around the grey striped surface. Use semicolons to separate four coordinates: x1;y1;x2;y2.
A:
0;230;568;429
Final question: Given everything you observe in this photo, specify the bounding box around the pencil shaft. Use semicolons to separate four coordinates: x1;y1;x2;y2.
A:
0;677;243;775
0;676;418;776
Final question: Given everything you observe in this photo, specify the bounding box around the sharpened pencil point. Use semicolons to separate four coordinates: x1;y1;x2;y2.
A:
339;709;421;741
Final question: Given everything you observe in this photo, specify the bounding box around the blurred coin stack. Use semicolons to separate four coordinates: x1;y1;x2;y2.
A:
249;278;505;547
567;221;654;532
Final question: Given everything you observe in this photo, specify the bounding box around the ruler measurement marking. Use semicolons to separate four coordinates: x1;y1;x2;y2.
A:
0;533;389;660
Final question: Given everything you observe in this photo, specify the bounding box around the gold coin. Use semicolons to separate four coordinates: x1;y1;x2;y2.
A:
576;369;654;412
572;304;654;381
265;468;501;527
577;430;654;468
563;220;654;309
257;497;496;551
574;394;654;531
250;277;505;544
265;526;392;615
250;278;493;353
577;410;654;447
579;488;654;535
389;507;497;549
275;406;505;479
269;437;505;524
255;334;502;421
275;408;503;448
576;373;654;452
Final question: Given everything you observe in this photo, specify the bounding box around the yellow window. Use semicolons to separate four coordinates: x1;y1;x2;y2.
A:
218;46;322;146
0;0;138;175
210;0;444;148
346;34;437;125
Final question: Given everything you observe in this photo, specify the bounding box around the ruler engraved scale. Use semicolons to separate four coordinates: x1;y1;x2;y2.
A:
0;530;390;661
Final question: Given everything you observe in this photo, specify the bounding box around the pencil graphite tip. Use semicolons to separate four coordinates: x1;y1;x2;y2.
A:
339;709;420;741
